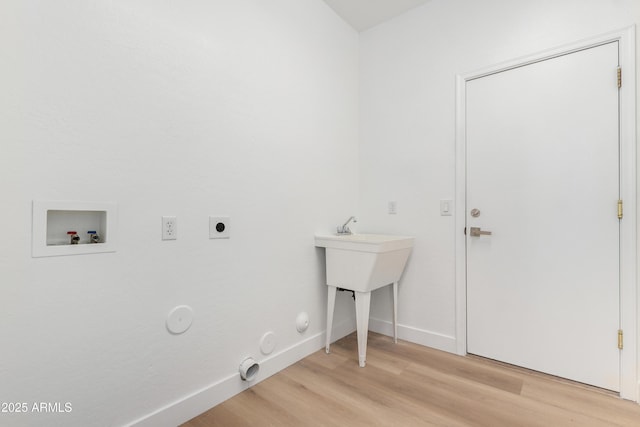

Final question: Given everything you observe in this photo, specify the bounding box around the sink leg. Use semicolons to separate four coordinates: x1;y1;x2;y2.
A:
326;286;337;354
354;291;372;367
392;281;398;344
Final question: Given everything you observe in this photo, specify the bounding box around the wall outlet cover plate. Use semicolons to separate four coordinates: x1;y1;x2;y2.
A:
209;216;230;239
162;216;177;240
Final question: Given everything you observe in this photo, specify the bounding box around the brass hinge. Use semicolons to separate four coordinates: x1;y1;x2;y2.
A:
617;67;622;88
618;329;624;350
618;199;623;219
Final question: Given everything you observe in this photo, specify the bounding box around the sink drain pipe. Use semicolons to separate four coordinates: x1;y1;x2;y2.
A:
337;287;355;300
239;357;260;381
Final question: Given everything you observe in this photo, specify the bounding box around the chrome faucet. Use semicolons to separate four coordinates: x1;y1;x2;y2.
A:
337;216;357;235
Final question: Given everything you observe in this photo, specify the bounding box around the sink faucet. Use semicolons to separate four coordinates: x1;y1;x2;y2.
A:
337;216;357;235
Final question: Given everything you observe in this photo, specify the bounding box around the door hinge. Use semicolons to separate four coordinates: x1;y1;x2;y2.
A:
618;199;623;219
617;67;622;89
618;329;624;350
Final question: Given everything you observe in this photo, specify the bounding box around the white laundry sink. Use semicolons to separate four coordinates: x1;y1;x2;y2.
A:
315;233;414;367
314;233;414;292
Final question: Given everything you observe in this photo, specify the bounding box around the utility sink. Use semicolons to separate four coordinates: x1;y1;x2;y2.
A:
315;233;414;367
314;233;414;292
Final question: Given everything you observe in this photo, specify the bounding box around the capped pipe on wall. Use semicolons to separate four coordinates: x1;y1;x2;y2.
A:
239;357;260;382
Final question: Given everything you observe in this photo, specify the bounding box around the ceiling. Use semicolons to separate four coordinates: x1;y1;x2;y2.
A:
322;0;431;32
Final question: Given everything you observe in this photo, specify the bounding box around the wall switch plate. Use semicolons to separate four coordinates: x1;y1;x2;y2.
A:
162;216;177;240
209;216;230;239
440;200;453;216
388;201;397;215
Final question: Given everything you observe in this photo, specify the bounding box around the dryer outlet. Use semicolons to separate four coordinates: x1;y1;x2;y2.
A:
209;216;230;239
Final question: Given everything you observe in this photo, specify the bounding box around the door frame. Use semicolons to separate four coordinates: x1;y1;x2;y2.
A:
454;27;637;400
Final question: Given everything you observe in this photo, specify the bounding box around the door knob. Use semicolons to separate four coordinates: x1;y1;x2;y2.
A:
469;227;492;237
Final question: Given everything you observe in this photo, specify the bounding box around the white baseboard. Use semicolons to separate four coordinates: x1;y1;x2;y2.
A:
126;317;456;426
368;317;457;354
126;319;357;427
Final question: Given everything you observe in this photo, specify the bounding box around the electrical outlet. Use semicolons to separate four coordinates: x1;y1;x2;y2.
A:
388;201;397;215
209;216;230;239
162;216;177;240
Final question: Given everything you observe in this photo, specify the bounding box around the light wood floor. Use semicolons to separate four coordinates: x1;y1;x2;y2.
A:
182;332;640;426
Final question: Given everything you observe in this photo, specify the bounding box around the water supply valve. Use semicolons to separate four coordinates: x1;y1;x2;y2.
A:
87;231;100;243
67;231;80;245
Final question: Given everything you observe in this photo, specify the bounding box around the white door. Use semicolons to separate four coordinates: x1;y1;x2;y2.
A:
466;42;620;391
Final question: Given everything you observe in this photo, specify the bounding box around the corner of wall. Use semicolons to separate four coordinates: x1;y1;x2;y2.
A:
368;317;457;354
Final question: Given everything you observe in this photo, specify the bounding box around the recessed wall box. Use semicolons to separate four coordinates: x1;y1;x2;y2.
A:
32;200;118;257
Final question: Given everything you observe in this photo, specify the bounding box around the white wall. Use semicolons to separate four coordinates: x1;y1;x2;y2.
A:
359;0;639;353
3;1;639;425
0;1;358;426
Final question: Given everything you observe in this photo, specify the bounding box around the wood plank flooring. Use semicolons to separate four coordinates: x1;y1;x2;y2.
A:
182;332;640;426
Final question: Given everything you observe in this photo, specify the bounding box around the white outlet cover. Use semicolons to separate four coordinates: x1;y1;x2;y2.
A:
162;216;177;240
166;305;194;334
209;216;230;239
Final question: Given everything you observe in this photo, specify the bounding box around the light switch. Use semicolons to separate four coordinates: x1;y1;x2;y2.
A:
440;200;453;216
